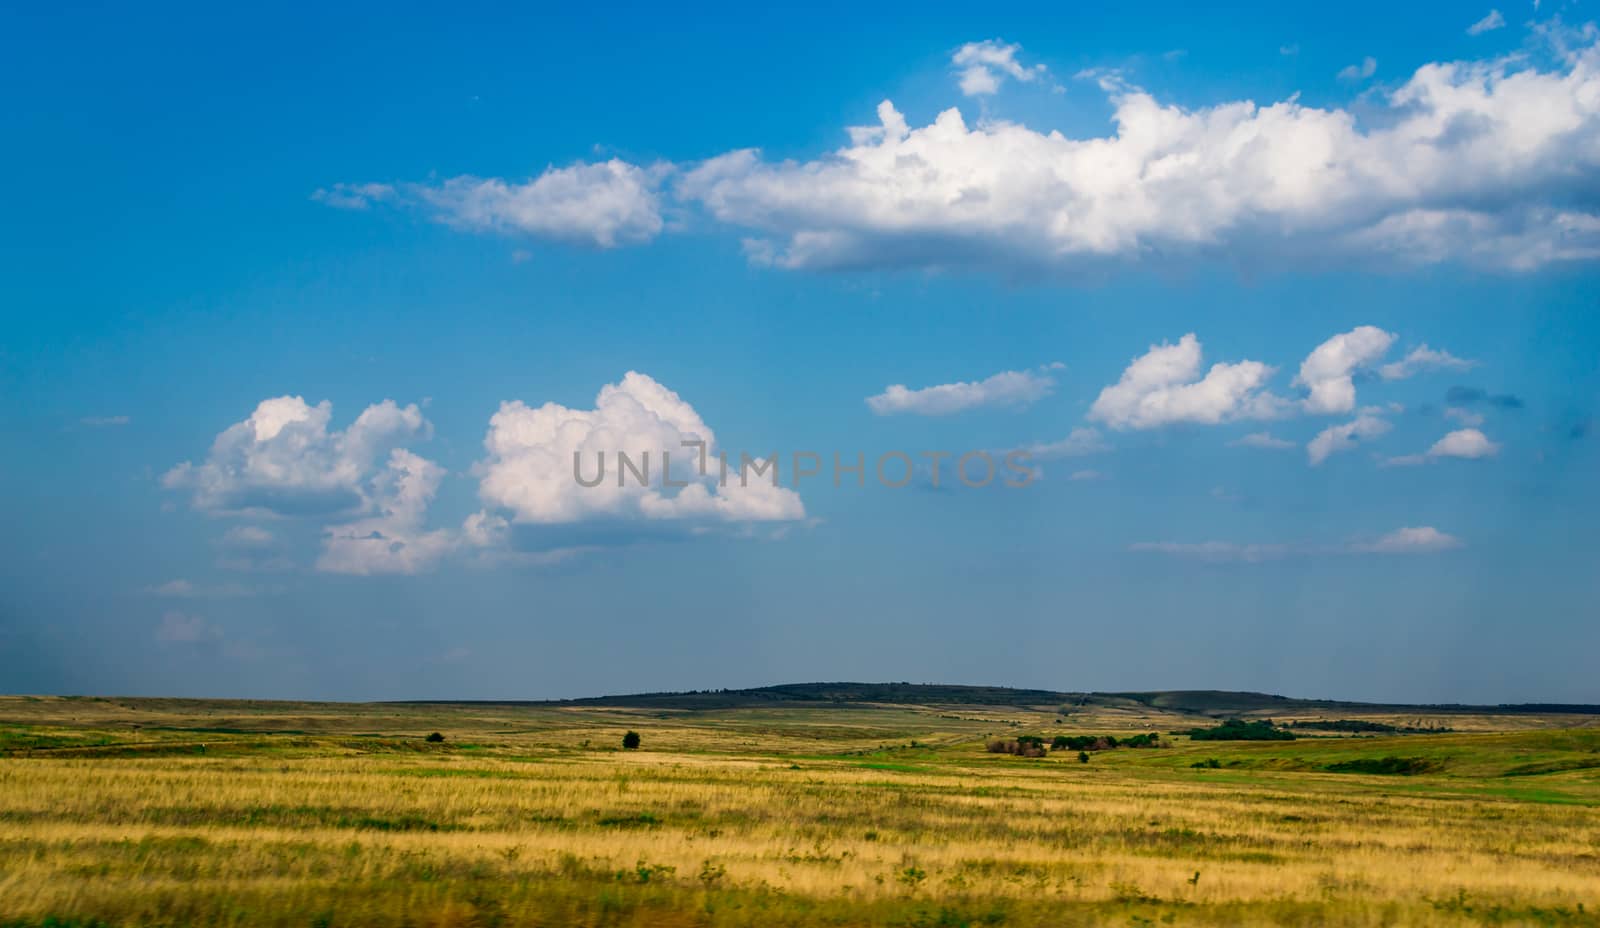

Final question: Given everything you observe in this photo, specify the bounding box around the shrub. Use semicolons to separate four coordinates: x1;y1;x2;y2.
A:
622;730;641;750
984;738;1045;758
424;732;445;743
1077;751;1090;764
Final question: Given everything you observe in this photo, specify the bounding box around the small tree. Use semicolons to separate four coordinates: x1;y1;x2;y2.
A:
425;732;445;743
622;730;641;750
1077;751;1090;764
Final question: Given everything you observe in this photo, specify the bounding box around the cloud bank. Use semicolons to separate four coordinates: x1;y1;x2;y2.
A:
325;25;1600;276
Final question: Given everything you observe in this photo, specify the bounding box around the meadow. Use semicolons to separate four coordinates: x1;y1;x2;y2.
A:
0;690;1597;927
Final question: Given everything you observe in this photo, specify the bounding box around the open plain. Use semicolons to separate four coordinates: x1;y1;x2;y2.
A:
1;686;1597;927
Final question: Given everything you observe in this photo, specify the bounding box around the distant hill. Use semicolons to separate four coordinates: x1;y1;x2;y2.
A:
396;682;1600;716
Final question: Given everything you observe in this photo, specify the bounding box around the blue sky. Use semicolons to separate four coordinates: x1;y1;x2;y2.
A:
2;2;1597;703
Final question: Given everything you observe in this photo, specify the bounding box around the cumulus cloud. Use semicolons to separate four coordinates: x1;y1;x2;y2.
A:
476;371;805;527
679;30;1600;274
1295;326;1396;414
167;396;472;576
1469;10;1507;35
1379;344;1478;380
951;40;1048;96
164;396;430;517
866;367;1055;415
1350;526;1464;553
1307;410;1393;465
327;161;668;248
317;449;461;575
1386;427;1502;465
1088;334;1285;429
1230;431;1296;449
1432;427;1502;458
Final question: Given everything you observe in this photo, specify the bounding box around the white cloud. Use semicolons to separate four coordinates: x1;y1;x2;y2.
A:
169;397;468;576
1295;326;1396;414
1130;541;1292;562
866;367;1054;415
1469;10;1507;35
220;525;276;549
1382;432;1504;467
679;32;1600;274
144;578;271;598
1337;56;1378;82
214;525;293;572
1088;334;1284;429
1020;427;1109;459
1230;431;1296;449
952;40;1048;97
164;396;430;517
311;183;395;210
1430;427;1502;458
477;371;805;526
1134;525;1464;559
1384;427;1502;466
1307;410;1393;465
317;449;461;575
80;415;130;427
1379;344;1478;380
335;161;668;248
1350;526;1464;553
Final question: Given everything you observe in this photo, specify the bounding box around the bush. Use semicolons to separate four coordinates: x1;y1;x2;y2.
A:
984;738;1045;758
622;730;641;750
424;732;445;743
1077;751;1090;764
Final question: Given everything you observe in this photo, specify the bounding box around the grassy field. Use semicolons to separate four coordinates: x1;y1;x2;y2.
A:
1;693;1597;927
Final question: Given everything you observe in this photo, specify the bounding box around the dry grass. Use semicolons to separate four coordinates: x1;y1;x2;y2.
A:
0;696;1596;926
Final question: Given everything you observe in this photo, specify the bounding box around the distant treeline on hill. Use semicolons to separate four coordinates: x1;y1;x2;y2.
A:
1289;719;1454;734
387;683;1600;716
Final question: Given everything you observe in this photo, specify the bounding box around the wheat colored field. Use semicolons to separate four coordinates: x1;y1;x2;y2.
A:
1;694;1597;927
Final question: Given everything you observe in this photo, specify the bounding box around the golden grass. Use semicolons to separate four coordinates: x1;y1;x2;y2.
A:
0;696;1596;926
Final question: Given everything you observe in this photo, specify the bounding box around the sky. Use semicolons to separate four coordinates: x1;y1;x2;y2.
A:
2;2;1597;704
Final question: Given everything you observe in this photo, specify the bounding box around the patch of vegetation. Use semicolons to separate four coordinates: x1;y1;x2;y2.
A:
1322;756;1441;776
985;738;1045;757
1186;720;1295;741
